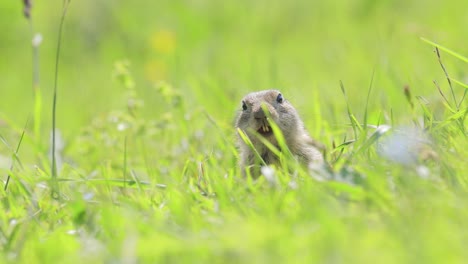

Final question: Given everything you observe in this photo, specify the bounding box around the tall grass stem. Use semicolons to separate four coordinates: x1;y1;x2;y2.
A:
51;0;72;199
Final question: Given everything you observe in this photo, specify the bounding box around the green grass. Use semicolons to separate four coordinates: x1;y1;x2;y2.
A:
1;0;467;263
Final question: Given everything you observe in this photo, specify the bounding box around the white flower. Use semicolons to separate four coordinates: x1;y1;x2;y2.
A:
32;33;43;47
377;127;430;166
261;166;276;185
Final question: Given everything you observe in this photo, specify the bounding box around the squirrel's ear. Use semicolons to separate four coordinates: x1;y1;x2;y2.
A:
276;93;284;103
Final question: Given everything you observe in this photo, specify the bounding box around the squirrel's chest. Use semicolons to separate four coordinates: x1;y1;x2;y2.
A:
258;146;281;165
261;151;273;164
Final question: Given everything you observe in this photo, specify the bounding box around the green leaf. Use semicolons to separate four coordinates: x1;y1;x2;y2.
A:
421;37;468;63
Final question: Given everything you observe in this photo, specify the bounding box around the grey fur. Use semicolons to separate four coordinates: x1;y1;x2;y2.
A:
235;90;324;177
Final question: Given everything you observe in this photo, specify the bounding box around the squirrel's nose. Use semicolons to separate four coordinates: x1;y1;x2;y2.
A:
253;106;268;120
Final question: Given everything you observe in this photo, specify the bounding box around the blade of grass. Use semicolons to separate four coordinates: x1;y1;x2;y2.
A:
450;78;468;89
434;107;468;131
262;104;300;172
362;68;376;137
390;108;394;128
331;139;355;153
51;0;72;199
340;81;362;139
237;128;267;167
434;47;458;110
451;79;468;112
420;37;468;63
355;125;391;156
433;80;454;111
130;170;143;192
422;38;468;110
3;118;29;191
25;7;43;148
123;135;128;192
416;96;434;129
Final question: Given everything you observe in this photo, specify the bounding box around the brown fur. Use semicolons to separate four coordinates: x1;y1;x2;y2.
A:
235;90;324;177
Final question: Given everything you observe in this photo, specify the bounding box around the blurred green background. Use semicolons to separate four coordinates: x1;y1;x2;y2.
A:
1;0;466;137
1;1;468;263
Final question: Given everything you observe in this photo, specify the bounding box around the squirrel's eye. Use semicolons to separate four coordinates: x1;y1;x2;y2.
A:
242;101;247;111
276;93;284;103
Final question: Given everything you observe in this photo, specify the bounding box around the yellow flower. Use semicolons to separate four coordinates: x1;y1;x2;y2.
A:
150;30;176;55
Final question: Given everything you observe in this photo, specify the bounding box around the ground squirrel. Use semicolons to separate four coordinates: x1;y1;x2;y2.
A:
235;90;324;177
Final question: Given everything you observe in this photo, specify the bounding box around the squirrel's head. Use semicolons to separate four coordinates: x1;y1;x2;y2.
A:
235;90;301;145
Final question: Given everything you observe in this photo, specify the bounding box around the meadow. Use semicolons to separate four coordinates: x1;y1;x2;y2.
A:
1;0;467;262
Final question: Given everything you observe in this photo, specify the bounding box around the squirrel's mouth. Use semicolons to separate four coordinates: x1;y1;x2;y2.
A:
257;124;273;136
